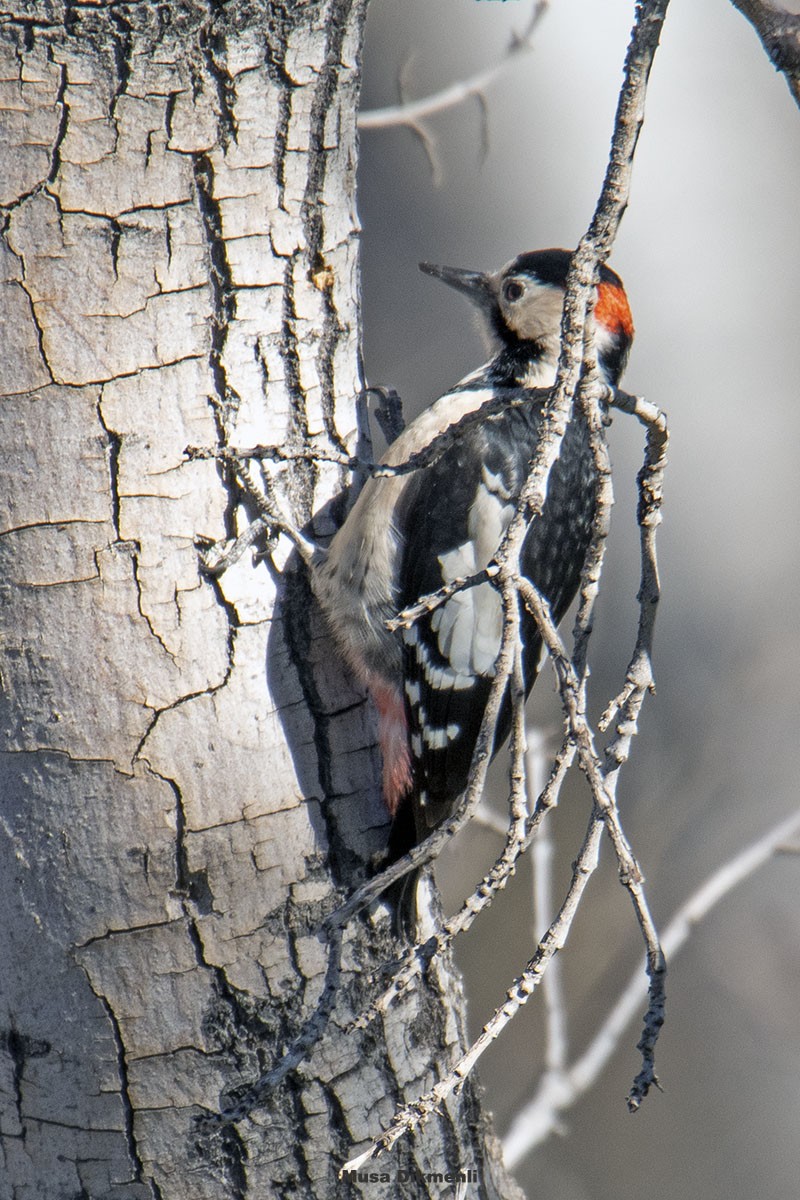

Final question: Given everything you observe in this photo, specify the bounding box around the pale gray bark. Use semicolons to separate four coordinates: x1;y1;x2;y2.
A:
0;3;519;1198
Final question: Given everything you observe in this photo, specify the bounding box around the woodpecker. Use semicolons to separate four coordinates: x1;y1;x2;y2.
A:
315;250;634;893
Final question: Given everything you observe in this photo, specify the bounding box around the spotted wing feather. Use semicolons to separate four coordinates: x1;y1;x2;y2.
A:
398;396;596;839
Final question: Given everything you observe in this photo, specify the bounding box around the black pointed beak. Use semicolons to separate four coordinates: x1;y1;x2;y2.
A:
419;261;494;310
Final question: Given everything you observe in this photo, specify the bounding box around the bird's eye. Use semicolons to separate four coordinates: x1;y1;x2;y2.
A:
503;279;525;303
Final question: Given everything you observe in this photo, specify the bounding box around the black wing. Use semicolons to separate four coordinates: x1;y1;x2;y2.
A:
397;395;596;840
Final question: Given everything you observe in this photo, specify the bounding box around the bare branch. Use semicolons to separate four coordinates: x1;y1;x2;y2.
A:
600;389;668;732
349;739;575;1033
188;387;555;484
528;731;569;1080
728;0;800;109
503;806;800;1166
515;573;666;1097
358;1;550;130
340;812;606;1175
571;376;615;677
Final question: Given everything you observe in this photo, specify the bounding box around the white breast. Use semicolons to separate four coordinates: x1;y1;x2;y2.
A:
316;385;502;685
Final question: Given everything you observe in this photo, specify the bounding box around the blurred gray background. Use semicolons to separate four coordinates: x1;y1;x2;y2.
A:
357;1;800;1197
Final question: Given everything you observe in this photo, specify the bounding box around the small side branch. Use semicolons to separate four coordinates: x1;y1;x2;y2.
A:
503;805;800;1165
386;566;494;632
326;583;524;930
188;387;550;485
358;1;550;130
528;732;569;1082
600;391;668;737
341;812;606;1176
350;739;575;1033
728;0;800;108
192;447;320;575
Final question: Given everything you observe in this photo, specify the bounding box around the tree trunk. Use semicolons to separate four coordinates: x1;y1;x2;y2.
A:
0;3;519;1197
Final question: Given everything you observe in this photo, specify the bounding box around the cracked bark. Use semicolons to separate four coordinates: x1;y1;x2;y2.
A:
0;4;519;1198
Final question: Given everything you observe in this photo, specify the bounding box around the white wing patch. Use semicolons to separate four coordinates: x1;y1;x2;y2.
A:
403;624;473;691
406;685;461;753
430;466;515;677
422;723;461;750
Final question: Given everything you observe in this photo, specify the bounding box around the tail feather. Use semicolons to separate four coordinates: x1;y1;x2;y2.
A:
384;793;422;939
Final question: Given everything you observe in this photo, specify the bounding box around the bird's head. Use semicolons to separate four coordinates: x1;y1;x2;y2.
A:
419;248;634;387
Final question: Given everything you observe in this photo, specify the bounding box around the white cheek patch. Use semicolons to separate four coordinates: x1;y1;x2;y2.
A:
504;280;565;345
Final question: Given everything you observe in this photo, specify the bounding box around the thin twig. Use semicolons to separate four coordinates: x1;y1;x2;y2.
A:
349;739;575;1033
571;371;615;677
386;565;494;631
341;812;606;1175
358;1;550;130
326;580;523;930
529;731;568;1080
728;0;800;109
503;805;800;1166
600;389;668;732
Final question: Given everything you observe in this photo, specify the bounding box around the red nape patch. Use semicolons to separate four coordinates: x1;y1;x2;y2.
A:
595;282;634;340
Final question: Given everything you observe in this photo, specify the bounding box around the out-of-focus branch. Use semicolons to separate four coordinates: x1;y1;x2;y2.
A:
528;732;569;1083
729;0;800;109
357;1;550;130
503;805;800;1167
